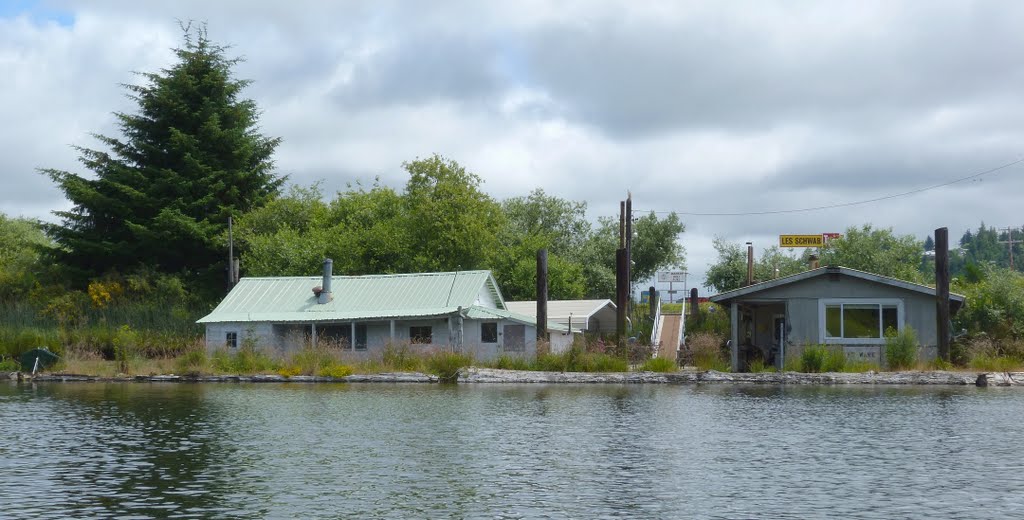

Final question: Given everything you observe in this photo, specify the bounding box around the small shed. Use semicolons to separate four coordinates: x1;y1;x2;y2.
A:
197;261;569;361
710;266;965;371
505;299;617;335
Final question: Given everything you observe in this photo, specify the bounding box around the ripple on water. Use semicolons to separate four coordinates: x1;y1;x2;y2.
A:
1;382;1023;518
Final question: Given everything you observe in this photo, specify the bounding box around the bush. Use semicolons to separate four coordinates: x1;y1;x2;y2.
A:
319;363;354;378
823;347;847;372
685;303;730;337
640;356;676;373
425;351;473;383
0;357;18;371
175;347;208;375
687;332;729;371
885;326;919;370
800;344;827;373
211;346;277;374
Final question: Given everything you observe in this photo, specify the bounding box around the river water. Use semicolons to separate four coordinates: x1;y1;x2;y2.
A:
1;382;1022;519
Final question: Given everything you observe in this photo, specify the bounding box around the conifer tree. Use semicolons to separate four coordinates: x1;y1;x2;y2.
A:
42;24;282;289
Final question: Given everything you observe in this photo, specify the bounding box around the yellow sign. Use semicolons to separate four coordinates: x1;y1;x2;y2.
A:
780;234;824;247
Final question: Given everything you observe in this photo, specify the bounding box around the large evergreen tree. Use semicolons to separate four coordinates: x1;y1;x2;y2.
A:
42;24;283;289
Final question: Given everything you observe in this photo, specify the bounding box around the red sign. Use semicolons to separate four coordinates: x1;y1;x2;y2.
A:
822;233;842;242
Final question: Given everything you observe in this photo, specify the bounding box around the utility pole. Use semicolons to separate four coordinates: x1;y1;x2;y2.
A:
999;227;1018;270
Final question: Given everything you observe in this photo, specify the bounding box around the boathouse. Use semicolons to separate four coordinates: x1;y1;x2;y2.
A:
197;260;570;360
709;266;965;371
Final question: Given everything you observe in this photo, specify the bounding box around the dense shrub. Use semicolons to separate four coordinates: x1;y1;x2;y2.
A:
799;344;827;373
885;326;919;370
686;332;729;371
684;303;730;337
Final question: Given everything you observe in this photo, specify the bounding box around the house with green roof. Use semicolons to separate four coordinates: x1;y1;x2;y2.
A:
197;259;572;359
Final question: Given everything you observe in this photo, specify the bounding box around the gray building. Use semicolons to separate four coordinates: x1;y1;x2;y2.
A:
710;266;965;371
197;260;570;360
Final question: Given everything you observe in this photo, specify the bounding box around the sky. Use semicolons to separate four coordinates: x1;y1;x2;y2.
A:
3;0;1023;294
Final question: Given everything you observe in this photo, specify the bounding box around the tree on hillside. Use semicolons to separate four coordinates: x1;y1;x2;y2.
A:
42;24;282;291
817;224;924;282
924;235;935;252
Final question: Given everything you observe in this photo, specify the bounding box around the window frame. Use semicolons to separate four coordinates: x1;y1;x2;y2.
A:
818;298;903;345
226;331;238;349
409;326;433;344
480;322;498;343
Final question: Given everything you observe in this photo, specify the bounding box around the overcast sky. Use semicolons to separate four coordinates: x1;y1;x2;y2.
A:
3;1;1023;293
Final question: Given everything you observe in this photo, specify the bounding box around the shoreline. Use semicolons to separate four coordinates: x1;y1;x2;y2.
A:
7;368;1024;387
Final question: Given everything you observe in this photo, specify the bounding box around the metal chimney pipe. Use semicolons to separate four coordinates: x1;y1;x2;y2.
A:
319;258;333;304
809;254;820;270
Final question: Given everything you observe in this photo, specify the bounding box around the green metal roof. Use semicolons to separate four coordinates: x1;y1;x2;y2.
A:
198;270;506;324
465;305;575;333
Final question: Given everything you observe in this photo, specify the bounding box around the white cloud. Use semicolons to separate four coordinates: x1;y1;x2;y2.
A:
3;1;1024;292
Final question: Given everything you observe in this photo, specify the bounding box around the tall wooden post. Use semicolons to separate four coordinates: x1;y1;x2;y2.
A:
935;227;950;361
648;285;656;320
619;200;626;248
227;216;235;288
625;194;632;293
746;242;754;286
616;248;628;348
690;287;699;321
536;249;548;342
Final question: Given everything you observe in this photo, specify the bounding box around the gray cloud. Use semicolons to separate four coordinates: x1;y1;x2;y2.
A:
3;1;1024;291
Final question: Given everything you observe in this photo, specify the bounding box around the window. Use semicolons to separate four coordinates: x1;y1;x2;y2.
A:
410;326;433;344
821;299;902;343
481;322;498;343
226;331;238;349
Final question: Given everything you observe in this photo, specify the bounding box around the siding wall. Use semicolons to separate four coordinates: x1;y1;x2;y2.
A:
205;318;540;361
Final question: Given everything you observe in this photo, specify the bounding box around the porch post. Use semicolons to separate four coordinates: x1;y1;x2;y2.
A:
730;302;739;372
390;320;396;341
311;322;317;346
351;321;356;351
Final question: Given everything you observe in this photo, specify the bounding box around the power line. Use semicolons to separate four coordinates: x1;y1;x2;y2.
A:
635;156;1024;217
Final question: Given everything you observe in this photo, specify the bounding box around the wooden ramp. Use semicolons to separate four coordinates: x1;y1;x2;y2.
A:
657;313;681;361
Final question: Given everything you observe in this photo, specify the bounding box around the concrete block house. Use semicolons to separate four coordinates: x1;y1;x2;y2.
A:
710;266;965;371
198;260;569;360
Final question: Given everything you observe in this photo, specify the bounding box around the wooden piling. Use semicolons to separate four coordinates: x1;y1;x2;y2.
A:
536;249;548;342
936;227;950;361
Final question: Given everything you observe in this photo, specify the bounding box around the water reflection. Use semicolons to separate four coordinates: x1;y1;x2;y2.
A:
2;382;1023;518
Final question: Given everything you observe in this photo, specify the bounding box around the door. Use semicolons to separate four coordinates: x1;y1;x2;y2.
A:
503;324;525;353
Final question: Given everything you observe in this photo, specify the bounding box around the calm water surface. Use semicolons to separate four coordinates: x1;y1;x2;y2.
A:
2;382;1022;519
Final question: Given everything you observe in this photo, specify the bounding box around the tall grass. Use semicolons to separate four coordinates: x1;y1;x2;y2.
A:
640;356;677;373
686;332;730;371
